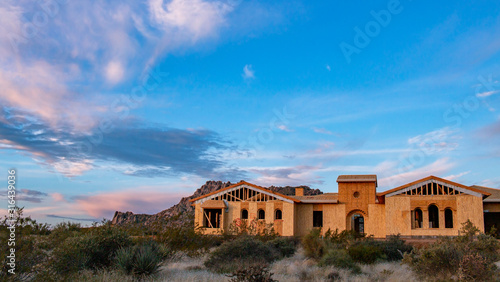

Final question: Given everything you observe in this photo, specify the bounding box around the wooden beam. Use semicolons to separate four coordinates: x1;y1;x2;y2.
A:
204;211;213;228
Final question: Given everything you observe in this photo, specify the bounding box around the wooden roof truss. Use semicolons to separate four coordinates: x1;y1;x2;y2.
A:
194;184;293;204
386;179;483;198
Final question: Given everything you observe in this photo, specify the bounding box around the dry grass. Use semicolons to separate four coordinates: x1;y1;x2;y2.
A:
71;248;423;281
159;254;229;282
271;248;419;282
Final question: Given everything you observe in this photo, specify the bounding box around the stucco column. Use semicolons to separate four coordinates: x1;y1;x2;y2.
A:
439;208;445;229
423;209;429;230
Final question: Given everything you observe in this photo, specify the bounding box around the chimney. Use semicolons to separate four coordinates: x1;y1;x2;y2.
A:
295;187;304;196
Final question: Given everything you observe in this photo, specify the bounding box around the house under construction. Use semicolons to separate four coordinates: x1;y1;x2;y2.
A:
189;175;500;237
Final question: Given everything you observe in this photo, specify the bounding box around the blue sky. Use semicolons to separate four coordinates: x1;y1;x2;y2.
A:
1;0;500;224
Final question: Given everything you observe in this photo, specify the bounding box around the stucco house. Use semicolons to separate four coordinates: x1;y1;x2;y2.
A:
190;175;500;238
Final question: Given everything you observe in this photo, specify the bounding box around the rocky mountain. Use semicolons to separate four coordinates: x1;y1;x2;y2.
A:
111;180;323;226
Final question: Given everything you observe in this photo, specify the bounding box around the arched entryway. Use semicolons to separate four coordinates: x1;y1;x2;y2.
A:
347;211;365;234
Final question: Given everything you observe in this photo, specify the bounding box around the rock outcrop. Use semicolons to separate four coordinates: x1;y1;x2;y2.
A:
111;180;323;226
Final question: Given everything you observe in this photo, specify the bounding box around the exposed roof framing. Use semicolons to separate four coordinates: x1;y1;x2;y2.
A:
379;176;490;198
190;181;299;204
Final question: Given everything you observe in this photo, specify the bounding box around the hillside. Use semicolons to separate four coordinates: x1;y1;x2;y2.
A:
111;180;322;226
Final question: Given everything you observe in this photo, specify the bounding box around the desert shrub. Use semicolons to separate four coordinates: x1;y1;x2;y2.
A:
115;240;170;276
204;236;280;273
469;233;500;263
403;220;500;281
403;236;464;280
347;241;384;264
224;219;278;242
319;249;361;274
0;207;52;281
50;224;131;275
326;271;341;281
302;228;326;259
227;263;277;282
377;235;413;261
155;214;221;257
266;237;298;258
0;231;48;281
324;228;362;247
302;228;364;260
457;252;497;281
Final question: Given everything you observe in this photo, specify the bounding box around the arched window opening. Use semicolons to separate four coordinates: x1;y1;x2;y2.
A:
275;209;282;220
412;208;423;229
445;208;453;228
241;209;248;220
258;209;265;220
428;204;439;228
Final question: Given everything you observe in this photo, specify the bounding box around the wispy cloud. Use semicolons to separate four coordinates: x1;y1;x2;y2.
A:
408;127;460;154
246;165;324;186
313;127;334;135
16;189;48;204
277;125;292;132
242;64;255;79
148;0;233;40
0;108;241;178
444;171;471;181
0;189;49;204
46;215;97;222
476;90;499;98
378;158;456;189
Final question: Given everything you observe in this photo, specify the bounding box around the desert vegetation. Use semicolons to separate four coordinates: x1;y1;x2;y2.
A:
1;209;499;281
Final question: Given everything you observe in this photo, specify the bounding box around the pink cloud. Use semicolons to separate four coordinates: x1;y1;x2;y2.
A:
74;188;190;218
378;157;455;190
51;192;67;202
0;61;102;132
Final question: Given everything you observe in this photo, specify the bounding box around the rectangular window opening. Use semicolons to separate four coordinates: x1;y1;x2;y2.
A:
313;211;323;228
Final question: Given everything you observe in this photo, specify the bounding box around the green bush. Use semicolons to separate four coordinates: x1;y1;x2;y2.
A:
115;240;170;276
266;237;298;258
227;263;277;282
204;236;280;273
403;220;500;281
155;214;221;257
319;249;361;274
377;235;413;261
50;224;132;275
223;219;279;242
302;228;363;260
302;228;326;259
347;241;384;264
0;231;47;281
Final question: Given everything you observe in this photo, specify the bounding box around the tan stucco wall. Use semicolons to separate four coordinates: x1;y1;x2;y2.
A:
323;203;346;233
196;200;296;236
384;194;485;236
338;182;376;215
282;202;295;236
385;196;411;236
366;204;385;238
457;195;485;232
224;202;240;230
294;204;313;237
